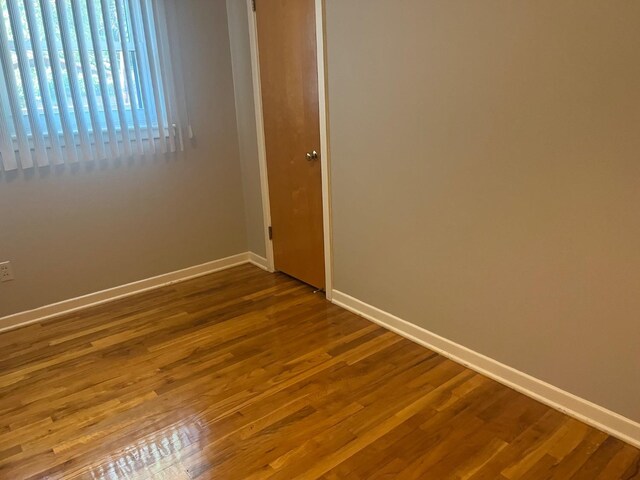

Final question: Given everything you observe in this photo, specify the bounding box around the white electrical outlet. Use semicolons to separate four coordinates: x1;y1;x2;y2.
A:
0;261;14;282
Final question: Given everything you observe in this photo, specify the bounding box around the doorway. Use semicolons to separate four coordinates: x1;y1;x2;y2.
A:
254;0;326;289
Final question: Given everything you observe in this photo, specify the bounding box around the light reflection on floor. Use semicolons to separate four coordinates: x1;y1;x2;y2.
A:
87;421;200;480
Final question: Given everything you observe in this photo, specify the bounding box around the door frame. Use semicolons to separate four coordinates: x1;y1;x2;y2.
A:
246;0;334;300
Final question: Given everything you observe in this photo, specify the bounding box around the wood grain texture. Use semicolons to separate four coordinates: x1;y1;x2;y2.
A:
256;0;325;289
0;265;637;479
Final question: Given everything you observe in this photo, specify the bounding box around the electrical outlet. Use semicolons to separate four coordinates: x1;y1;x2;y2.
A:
0;261;14;282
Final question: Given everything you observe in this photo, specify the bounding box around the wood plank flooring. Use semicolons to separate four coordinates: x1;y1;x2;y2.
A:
0;264;638;479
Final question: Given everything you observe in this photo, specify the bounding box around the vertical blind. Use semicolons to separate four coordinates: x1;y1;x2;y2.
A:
0;0;190;172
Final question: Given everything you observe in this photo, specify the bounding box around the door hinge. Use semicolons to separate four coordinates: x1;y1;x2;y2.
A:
252;0;256;12
268;226;273;240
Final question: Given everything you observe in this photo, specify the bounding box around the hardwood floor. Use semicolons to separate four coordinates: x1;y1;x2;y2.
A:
0;265;638;479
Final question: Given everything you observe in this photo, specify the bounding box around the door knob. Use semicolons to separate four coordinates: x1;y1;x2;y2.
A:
305;150;319;161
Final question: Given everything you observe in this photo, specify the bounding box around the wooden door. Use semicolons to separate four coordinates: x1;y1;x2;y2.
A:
256;0;325;289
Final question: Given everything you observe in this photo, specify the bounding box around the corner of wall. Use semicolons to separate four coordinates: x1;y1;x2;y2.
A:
226;0;267;258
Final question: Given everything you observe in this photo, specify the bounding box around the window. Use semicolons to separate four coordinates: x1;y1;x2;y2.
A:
0;0;188;171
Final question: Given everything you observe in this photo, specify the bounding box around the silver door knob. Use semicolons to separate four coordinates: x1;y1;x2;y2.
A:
306;150;319;161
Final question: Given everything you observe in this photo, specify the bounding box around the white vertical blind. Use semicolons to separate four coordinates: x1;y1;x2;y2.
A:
7;0;48;166
163;0;191;148
0;94;15;170
0;9;32;168
126;0;156;154
85;0;119;159
152;0;177;153
100;0;132;157
0;0;191;172
114;0;143;156
23;0;63;165
40;0;79;164
138;0;166;154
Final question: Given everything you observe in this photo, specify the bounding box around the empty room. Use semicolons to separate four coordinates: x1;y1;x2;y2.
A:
1;0;639;478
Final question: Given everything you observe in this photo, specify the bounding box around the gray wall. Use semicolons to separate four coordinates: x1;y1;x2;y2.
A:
326;0;640;422
227;0;266;257
0;0;248;317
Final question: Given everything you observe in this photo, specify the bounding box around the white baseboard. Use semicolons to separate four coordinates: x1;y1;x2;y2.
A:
0;252;264;334
248;252;270;271
332;290;640;449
